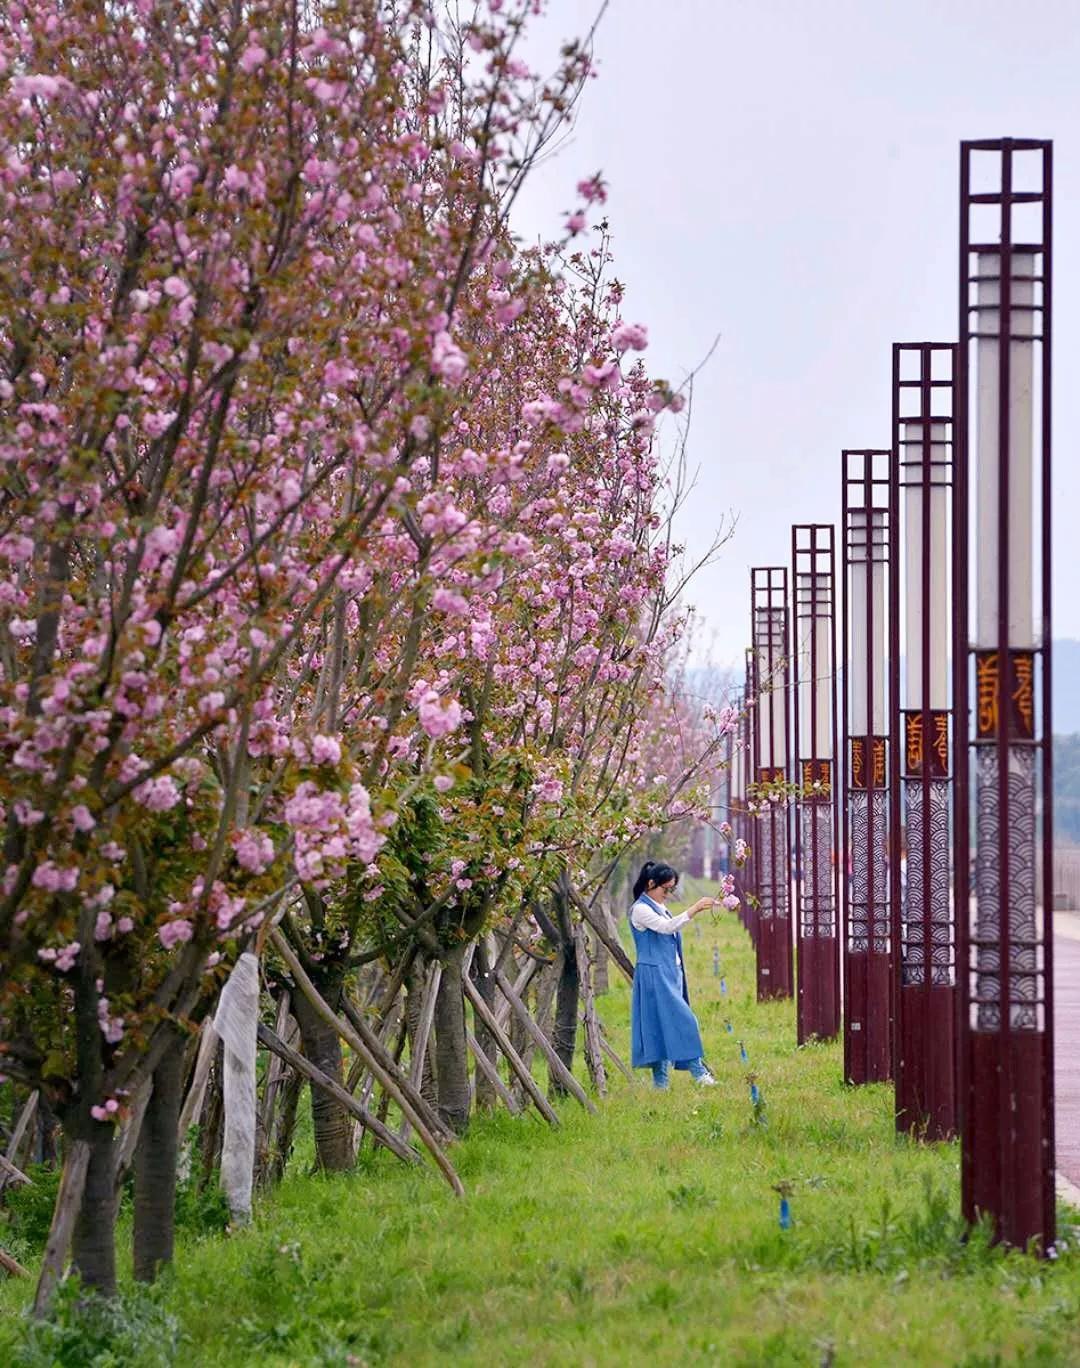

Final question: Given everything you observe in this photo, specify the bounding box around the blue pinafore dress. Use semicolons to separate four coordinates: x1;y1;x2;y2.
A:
629;893;705;1069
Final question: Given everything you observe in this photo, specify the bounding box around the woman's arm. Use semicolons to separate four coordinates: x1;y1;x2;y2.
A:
630;902;690;934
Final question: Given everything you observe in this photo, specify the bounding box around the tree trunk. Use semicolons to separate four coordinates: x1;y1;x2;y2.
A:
133;1035;184;1282
70;1122;118;1296
433;942;470;1135
292;979;355;1172
535;959;559;1041
36;1093;60;1166
551;945;580;1091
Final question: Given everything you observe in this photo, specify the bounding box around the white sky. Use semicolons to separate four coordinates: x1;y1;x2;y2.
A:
513;0;1080;671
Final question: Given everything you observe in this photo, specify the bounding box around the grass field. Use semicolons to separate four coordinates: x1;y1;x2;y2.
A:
4;886;1080;1366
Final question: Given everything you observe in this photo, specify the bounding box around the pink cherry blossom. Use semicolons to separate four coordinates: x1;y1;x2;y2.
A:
158;919;194;950
311;734;342;766
612;321;649;353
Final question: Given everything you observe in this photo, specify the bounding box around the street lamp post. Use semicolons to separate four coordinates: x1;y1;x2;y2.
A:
890;342;959;1140
842;451;894;1083
741;647;758;943
751;567;794;1000
792;524;840;1043
957;138;1054;1250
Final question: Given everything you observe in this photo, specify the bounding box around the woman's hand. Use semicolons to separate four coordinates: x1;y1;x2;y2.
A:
688;896;720;918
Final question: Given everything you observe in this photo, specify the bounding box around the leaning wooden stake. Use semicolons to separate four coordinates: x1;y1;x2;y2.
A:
400;960;442;1145
271;929;464;1197
492;952;541;1037
0;1091;38;1195
340;990;451;1146
257;1024;421;1167
510;956;558;1094
462;971;560;1126
1;1244;29;1278
345;993;399;1098
466;1031;521;1115
0;1153;32;1188
113;1076;152;1193
569;886;634;983
575;925;608;1097
596;1021;634;1083
260;991;293;1137
491;965;596;1114
33;1139;90;1316
177;1019;219;1142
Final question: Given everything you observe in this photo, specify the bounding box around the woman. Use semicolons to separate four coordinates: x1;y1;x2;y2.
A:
629;860;719;1088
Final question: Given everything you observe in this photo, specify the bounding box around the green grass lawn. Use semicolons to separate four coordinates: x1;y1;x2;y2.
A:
5;890;1080;1366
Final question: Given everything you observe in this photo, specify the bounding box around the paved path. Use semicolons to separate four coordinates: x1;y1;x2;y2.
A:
1056;916;1080;1196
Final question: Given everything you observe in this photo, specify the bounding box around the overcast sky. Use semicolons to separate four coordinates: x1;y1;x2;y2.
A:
513;0;1080;672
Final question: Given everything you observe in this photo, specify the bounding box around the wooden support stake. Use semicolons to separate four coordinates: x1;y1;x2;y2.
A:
462;971;560;1126
597;1021;634;1083
346;992;397;1097
466;1031;521;1115
0;1152;32;1187
492;950;540;1037
513;956;559;1091
260;991;293;1135
271;928;464;1197
569;886;634;983
340;989;451;1146
0;1245;29;1279
256;1024;420;1167
112;1075;152;1193
491;965;596;1114
400;960;442;1145
177;1019;219;1141
32;1139;90;1316
0;1091;38;1195
575;925;608;1098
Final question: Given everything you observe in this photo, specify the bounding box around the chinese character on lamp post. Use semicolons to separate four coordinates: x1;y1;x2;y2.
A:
957;138;1054;1252
792;524;840;1043
842;451;894;1084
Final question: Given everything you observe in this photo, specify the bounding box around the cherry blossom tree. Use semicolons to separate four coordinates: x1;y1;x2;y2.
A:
0;0;739;1308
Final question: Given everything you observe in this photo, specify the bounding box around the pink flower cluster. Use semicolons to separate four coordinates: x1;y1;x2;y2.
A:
37;940;81;972
413;683;463;740
284;780;383;888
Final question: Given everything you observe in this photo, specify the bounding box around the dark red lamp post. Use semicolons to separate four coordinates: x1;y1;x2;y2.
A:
889;342;959;1140
956;138;1054;1250
751;567;793;1000
792;524;840;1043
842;451;894;1083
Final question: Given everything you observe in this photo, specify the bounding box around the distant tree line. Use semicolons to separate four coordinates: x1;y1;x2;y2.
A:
1055;735;1080;846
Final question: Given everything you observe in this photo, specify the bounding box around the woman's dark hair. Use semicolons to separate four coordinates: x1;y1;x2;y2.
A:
633;861;679;901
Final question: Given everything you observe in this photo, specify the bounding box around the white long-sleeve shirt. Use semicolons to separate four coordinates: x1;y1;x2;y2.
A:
630;899;690;935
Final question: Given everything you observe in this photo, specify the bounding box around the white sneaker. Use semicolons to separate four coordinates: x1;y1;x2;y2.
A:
695;1072;718;1087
